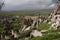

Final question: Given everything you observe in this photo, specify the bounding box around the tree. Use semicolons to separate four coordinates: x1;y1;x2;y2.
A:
57;0;60;2
0;0;4;10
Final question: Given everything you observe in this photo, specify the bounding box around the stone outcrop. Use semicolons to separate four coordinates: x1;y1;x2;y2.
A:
30;30;43;37
48;0;60;30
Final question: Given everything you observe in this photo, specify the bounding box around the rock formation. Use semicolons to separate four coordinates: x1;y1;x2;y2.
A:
49;0;60;30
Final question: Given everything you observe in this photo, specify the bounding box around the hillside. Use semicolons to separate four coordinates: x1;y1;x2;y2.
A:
0;9;52;16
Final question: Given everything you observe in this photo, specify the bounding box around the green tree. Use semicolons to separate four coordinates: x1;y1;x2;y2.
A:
0;0;4;10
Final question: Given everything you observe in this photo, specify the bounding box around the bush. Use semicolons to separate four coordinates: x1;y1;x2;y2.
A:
38;23;51;31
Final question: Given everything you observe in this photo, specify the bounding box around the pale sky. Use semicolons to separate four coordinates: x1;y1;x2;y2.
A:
1;0;57;11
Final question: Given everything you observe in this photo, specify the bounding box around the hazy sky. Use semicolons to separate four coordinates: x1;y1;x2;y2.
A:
1;0;57;11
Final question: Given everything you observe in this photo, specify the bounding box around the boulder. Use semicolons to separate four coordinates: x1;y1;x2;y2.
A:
31;30;42;37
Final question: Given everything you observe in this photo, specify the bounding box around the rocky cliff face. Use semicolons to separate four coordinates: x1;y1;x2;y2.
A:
48;0;60;30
